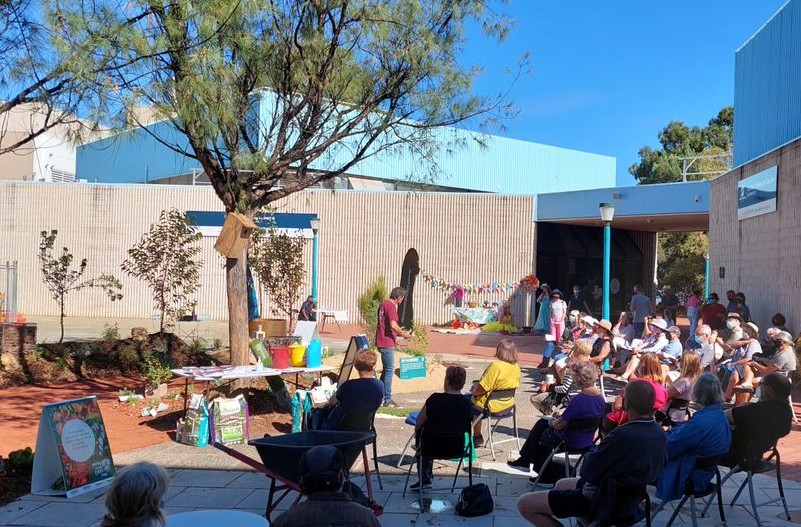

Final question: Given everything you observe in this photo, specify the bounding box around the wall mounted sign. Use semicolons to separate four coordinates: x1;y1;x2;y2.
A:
738;166;777;220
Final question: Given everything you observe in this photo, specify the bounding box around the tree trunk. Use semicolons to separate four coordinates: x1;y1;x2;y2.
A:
226;255;250;367
59;294;65;344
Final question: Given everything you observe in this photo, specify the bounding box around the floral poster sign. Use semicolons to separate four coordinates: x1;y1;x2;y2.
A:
31;396;116;498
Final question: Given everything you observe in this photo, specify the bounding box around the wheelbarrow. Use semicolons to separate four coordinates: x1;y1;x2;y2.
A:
214;430;380;520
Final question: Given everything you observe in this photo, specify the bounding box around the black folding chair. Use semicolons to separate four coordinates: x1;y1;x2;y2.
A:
402;419;473;510
651;456;726;527
655;398;691;428
530;417;602;488
700;443;791;527
338;407;383;490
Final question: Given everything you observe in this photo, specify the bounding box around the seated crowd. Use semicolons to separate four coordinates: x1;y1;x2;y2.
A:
92;291;795;527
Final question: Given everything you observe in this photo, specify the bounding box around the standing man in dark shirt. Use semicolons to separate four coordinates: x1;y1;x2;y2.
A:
724;372;792;467
410;365;472;490
568;285;591;315
725;290;737;313
517;381;667;527
376;287;411;408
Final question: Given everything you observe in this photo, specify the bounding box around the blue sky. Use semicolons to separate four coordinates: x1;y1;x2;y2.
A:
462;1;787;186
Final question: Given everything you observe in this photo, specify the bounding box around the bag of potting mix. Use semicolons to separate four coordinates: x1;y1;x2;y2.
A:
176;393;209;447
210;395;250;445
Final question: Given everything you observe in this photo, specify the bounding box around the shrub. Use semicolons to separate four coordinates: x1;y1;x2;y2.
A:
403;322;429;357
358;276;388;347
142;352;173;388
101;323;121;341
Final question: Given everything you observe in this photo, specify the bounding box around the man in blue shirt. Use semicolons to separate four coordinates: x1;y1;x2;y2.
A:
656;326;684;379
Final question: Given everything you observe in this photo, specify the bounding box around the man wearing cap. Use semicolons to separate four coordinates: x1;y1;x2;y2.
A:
629;285;653;338
655;326;683;378
273;445;381;527
700;293;727;331
735;331;797;403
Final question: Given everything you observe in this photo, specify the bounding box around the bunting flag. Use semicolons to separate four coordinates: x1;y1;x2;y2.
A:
421;270;539;295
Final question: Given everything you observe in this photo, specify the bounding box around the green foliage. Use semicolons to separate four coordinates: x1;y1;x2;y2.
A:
358;277;388;347
142;351;173;388
403;322;429;357
629;107;733;185
249;213;308;330
38;230;123;343
122;209;203;333
101;323;120;341
5;448;34;474
658;232;708;292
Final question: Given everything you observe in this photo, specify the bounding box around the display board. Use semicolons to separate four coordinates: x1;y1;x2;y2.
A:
738;165;778;220
337;334;369;385
31;396;115;498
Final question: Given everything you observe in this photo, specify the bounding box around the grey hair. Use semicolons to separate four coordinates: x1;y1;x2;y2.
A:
692;372;725;407
101;462;169;527
570;361;599;389
390;287;406;300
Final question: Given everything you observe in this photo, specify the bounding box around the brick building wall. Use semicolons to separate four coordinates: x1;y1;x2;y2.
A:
709;138;801;332
0;182;535;325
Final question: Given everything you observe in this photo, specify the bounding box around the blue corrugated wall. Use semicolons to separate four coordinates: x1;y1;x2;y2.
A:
734;0;801;167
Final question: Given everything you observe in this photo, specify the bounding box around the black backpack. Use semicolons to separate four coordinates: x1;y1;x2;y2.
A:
455;483;494;517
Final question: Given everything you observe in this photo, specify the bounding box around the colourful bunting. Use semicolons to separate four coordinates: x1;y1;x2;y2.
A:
421;270;539;295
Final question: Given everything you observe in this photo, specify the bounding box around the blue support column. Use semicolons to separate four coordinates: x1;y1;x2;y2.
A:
602;222;611;321
704;254;710;299
311;232;319;300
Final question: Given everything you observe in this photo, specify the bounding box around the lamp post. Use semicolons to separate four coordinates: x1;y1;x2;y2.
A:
599;203;615;321
310;217;321;301
704;252;710;299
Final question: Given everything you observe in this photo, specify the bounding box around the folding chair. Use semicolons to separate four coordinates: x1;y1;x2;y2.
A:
777;371;798;423
397;411;420;468
650;456;726;527
700;443;791;527
655;398;691;428
402;418;473;510
473;388;520;460
530;417;602;488
338;408;383;490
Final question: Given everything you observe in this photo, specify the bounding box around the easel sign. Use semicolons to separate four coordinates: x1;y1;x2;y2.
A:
337;334;369;385
32;396;116;498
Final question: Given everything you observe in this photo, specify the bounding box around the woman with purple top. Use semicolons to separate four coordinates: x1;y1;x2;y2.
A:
507;362;605;479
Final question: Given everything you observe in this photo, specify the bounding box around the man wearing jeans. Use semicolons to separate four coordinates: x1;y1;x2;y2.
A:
376;287;411;407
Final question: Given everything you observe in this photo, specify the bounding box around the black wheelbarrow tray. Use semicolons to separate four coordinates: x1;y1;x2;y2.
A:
214;430;376;520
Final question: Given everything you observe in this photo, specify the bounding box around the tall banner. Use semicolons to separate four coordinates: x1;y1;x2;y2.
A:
31;396;115;498
398;248;420;329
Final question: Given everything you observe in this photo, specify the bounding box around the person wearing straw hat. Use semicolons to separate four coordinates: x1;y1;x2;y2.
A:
589;319;614;367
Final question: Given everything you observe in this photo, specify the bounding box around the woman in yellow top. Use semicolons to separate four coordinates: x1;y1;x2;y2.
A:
470;339;522;446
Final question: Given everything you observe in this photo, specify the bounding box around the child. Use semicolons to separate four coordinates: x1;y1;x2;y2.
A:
100;462;169;527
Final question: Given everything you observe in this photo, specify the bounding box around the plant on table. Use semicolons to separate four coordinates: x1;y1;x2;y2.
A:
122;209;204;334
358;276;388;347
249;213;308;332
38;230;123;343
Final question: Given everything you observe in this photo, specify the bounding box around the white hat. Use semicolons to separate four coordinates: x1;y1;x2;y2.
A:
648;318;668;331
582;316;598;326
